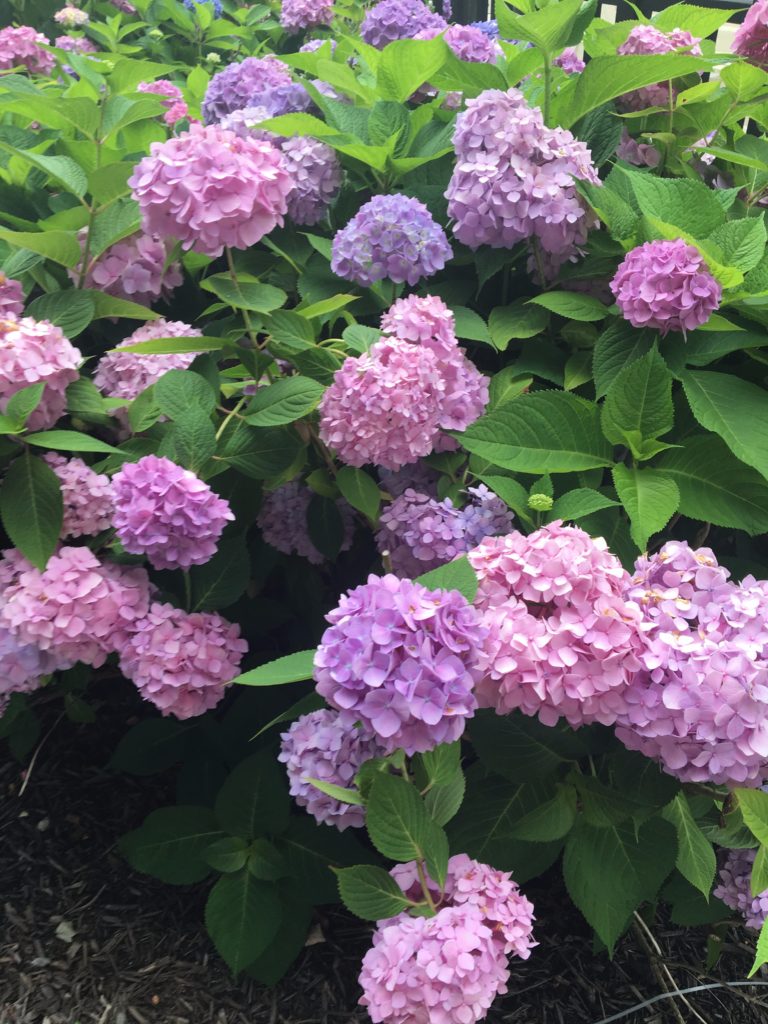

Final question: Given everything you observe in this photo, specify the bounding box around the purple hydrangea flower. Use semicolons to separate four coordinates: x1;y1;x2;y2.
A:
257;480;354;563
261;81;316;116
416;22;501;62
300;37;337;53
281;136;342;224
379;463;440;498
332;194;452;288
278;709;385;829
616;127;661;168
0;273;23;317
734;0;768;69
554;47;585;73
280;0;334;32
201;56;293;124
314;574;486;754
361;0;447;48
112;455;234;571
617;26;702;110
610;239;721;335
714;848;768;930
43;453;114;539
469;19;499;40
55;33;97;53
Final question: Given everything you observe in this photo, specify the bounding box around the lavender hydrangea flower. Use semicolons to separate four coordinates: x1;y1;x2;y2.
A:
43;453;114;539
361;0;447;48
0;273;23;317
112;455;234;571
278;709;385;829
616;127;661;168
281;136;342;224
0;316;81;430
314;574;485;754
331;194;452;288
445;88;599;272
300;37;337;53
201;56;293;123
714;848;768;930
55;33;97;54
610;239;721;335
617;26;702;110
554;47;585;73
257;481;354;563
416;22;502;63
469;19;499;40
70;230;182;309
280;0;334;32
734;0;768;70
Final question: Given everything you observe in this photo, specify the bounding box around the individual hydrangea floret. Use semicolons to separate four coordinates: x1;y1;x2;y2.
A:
43;454;114;539
617;26;702;110
734;0;768;70
0;273;23;317
201;56;292;123
360;0;447;48
615;542;768;787
112;455;233;571
314;574;485;754
390;853;536;959
610;239;721;335
0;315;81;430
331;194;452;288
257;480;354;563
469;522;644;728
359;906;509;1024
0;26;55;74
129;124;293;257
54;6;89;26
280;0;334;32
446;88;599;272
119;602;247;719
280;136;342;225
137;80;189;126
0;548;151;671
278;709;384;829
70;231;182;309
714;848;768;930
554;46;585;73
378;486;513;577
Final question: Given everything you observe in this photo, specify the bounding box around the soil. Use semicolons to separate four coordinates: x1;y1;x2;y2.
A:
2;688;768;1024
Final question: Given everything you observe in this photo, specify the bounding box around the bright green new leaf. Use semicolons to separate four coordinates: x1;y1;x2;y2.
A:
736;789;768;847
376;36;448;103
336;467;381;521
530;291;611;322
416;555;478;603
601;347;673;454
233;649;315;687
612;465;680;552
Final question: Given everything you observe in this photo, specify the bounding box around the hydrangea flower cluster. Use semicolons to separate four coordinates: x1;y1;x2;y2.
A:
359;907;509;1024
360;0;446;47
416;22;502;62
137;80;189;126
378;486;513;577
468;522;644;729
0;274;23;317
257;481;354;563
331;194;451;288
129;124;293;257
0;315;81;430
0;26;55;74
55;34;97;53
713;848;768;930
734;0;768;70
280;0;334;32
610;239;721;335
616;26;702;110
54;6;89;26
71;231;183;309
554;47;585;73
314;574;485;754
615;542;768;786
112;455;233;571
278;709;385;829
183;0;223;17
446;88;600;272
470;19;499;39
201;56;292;123
319;295;487;469
280;137;343;225
118;602;246;719
0;551;58;715
43;454;114;539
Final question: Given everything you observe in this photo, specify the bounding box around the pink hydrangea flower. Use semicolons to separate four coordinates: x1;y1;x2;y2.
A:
468;522;644;728
0;550;58;714
734;0;768;69
137;80;189;125
554;47;585;73
610;239;721;335
314;574;485;755
714;848;768;930
70;231;182;309
54;6;89;27
0;547;152;670
257;480;354;564
118;602;247;719
0;315;81;430
0;26;55;74
415;22;502;63
359;906;509;1024
128;123;293;257
43;453;114;538
112;455;233;571
278;709;385;829
0;273;23;317
617;26;702;110
55;33;97;53
280;0;334;32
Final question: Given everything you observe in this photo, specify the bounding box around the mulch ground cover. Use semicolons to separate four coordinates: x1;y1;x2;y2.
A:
2;687;768;1024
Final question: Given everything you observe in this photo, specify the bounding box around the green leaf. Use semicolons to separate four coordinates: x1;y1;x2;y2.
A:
661;794;716;899
376;36;448;103
155;368;217;421
736;789;768;847
593;320;655;399
160;406;216;473
307;493;345;560
509;784;578;842
278;816;378;905
612;465;680;552
252;692;325;740
461;392;612;473
336;467;381;522
488;301;548;348
217;422;304;480
469;710;588;783
298;294;360;320
205;871;282;976
233;649;315;687
419;742;461;787
499;0;595;53
335;865;414;921
214;750;290;840
245;890;311;986
479;475;532;523
204;836;249;874
190;535;251;612
5;383;45;431
5;147;88;197
682;371;768;481
424;770;466;827
601;347;673;454
624;171;726;238
307;778;364;806
0;451;62;569
25;430;122;455
708;218;767;275
488;369;533;411
366;774;446;872
451;306;493;345
550;487;618;522
119;805;224;885
90;290;160;322
108;718;195;777
578;179;638;239
0;228;80;268
247;838;288;881
26;291;95;337
529;292;610;322
201;274;287;313
721;61;768;103
749;917;768;978
573;775;653;828
415;555;478;603
245;377;326;428
753;846;768;898
563;817;677;952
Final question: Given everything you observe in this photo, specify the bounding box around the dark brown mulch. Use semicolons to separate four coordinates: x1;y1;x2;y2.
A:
2;694;768;1024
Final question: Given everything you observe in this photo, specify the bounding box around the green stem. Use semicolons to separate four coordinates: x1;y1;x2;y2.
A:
77;97;106;289
416;859;437;914
225;247;260;348
215;396;247;441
